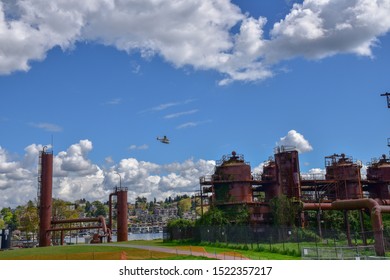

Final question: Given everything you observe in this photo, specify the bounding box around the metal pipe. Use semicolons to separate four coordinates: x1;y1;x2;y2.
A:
108;192;114;230
302;203;333;210
48;225;103;232
51;216;108;234
303;198;390;256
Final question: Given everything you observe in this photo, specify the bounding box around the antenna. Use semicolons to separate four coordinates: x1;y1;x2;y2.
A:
51;134;54;153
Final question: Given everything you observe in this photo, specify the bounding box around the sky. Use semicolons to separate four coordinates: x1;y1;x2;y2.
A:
1;0;390;208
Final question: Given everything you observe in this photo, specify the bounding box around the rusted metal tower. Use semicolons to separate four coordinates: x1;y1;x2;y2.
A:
366;155;390;199
260;147;301;201
37;148;112;246
200;151;253;205
274;146;301;200
260;158;279;201
325;153;362;199
109;187;128;242
199;151;271;225
38;147;53;247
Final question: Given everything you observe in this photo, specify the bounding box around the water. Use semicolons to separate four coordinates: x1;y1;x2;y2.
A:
64;232;163;244
113;232;163;241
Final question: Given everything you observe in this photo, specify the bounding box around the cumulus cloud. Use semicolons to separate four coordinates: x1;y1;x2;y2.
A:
301;168;326;180
1;0;389;83
56;139;99;175
266;0;390;62
0;143;46;207
0;140;216;208
101;156;215;203
277;130;313;153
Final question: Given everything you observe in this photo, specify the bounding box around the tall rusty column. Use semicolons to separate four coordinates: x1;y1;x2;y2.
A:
274;146;301;199
116;188;128;242
38;148;53;247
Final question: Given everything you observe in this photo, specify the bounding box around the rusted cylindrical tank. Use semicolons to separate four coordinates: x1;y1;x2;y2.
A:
39;149;53;247
367;155;390;199
213;151;253;204
274;147;301;199
261;159;280;200
116;188;128;242
325;153;362;199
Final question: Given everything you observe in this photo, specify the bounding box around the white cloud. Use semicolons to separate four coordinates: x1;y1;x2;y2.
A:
129;144;149;151
143;99;196;113
301;168;326;180
104;98;122;105
104;156;114;164
1;1;389;83
176;119;211;129
164;109;198;119
252;161;267;176
176;122;197;129
105;157;215;203
266;0;390;62
277;130;313;153
0;143;46;207
0;140;216;208
30;122;63;132
55;139;99;176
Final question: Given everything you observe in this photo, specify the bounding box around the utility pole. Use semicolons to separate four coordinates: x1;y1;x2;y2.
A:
381;93;390;152
380;92;390;108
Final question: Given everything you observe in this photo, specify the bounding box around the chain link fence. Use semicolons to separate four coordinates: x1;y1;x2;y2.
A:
301;246;377;260
164;225;390;259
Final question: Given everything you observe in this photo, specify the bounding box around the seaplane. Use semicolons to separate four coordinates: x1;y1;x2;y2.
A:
157;136;170;144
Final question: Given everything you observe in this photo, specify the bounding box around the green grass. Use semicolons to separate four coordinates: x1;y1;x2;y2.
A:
7;238;381;260
125;239;301;260
0;239;301;260
0;244;193;260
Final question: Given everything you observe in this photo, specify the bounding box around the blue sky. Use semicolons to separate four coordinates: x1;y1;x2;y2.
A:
1;0;390;208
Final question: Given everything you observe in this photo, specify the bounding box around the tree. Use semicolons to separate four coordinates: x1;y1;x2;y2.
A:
229;205;250;225
52;199;81;220
1;207;18;230
196;207;229;226
17;201;39;240
135;196;147;210
270;195;302;227
91;201;107;217
177;198;191;217
85;201;93;216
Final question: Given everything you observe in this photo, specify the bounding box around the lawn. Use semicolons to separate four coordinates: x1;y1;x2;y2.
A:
0;243;209;260
0;239;301;260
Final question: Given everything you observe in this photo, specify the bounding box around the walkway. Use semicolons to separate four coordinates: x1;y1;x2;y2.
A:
96;243;250;260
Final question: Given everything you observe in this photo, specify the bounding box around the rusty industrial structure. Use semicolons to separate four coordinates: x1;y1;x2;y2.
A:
108;186;128;242
199;148;390;256
37;147;128;246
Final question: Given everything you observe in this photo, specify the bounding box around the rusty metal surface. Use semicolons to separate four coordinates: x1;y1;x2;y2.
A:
38;150;53;247
116;189;128;242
